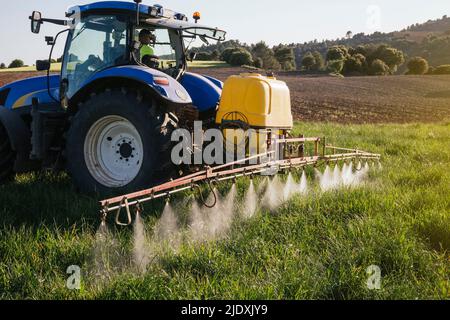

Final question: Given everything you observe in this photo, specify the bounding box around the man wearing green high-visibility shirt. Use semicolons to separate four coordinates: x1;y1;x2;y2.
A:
139;29;159;68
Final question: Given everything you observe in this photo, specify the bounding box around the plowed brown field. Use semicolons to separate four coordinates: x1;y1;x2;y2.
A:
2;68;450;123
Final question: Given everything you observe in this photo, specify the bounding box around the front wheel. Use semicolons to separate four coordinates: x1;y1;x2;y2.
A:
66;89;176;196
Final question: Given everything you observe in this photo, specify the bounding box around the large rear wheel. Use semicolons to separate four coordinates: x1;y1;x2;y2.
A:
66;89;177;196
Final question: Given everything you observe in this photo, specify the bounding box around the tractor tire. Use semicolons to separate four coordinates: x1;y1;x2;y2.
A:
65;89;178;196
0;122;14;182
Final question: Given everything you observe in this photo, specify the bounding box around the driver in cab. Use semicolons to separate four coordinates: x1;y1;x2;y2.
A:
139;29;159;68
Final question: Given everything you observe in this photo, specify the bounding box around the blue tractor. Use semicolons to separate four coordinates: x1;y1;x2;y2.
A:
0;1;226;195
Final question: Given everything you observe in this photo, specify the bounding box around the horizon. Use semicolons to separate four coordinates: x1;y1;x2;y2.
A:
0;0;449;65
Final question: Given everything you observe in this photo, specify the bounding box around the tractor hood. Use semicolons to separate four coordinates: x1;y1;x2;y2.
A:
0;75;60;110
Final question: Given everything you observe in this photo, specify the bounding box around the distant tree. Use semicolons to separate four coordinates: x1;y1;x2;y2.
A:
274;46;296;71
254;57;263;69
326;45;349;61
406;57;429;75
8;59;24;68
301;53;316;71
346;31;353;39
0;63;5;69
327;59;344;74
371;45;405;73
370;59;390;75
57;56;63;63
196;51;212;61
229;49;253;66
210;49;220;61
343;53;366;74
220;47;237;63
252;41;281;70
50;58;57;63
312;51;325;71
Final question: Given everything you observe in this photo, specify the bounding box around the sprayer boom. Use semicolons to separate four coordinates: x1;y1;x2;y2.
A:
99;136;380;224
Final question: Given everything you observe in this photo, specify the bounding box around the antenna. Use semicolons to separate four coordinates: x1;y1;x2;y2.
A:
134;0;142;26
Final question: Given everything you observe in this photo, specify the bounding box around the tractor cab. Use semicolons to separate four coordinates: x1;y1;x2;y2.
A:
30;1;226;108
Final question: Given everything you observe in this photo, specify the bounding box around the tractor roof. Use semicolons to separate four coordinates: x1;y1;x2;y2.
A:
67;1;226;41
69;1;170;17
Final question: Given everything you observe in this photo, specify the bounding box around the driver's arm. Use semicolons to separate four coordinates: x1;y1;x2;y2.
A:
141;55;154;68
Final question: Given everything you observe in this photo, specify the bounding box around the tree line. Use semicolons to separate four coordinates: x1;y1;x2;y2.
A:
0;58;62;70
193;40;450;76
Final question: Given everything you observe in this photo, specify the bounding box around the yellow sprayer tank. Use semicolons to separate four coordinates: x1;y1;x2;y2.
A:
216;73;293;129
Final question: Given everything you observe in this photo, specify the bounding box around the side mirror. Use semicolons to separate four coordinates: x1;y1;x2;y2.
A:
36;60;50;71
30;11;42;34
188;51;197;62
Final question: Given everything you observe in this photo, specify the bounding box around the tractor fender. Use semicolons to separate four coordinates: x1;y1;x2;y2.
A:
0;106;33;172
68;66;192;109
179;72;222;112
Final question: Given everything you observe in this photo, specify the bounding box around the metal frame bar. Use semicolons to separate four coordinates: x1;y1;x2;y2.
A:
99;136;381;217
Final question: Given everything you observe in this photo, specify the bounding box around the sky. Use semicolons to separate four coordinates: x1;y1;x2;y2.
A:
0;0;449;65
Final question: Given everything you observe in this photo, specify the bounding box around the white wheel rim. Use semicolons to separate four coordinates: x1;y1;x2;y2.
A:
84;115;144;188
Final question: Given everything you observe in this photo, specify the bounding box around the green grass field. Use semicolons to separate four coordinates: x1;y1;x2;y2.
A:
0;61;229;73
0;122;449;299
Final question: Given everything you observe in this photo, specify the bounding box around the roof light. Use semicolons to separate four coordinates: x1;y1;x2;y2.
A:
175;13;188;21
193;12;201;23
149;5;164;17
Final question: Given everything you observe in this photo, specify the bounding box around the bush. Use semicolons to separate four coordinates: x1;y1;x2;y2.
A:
0;63;6;69
432;65;450;75
327;59;344;74
370;59;390;75
254;57;263;69
196;51;212;61
229;49;253;66
274;46;296;71
406;57;429;75
8;59;24;69
252;41;281;70
301;53;316;71
343;53;366;74
220;48;237;63
312;51;325;71
369;45;405;73
326;45;349;62
210;50;220;61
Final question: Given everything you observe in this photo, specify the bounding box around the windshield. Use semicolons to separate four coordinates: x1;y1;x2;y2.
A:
62;15;128;97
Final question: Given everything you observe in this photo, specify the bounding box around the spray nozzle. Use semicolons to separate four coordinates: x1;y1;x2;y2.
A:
165;193;171;204
100;205;108;223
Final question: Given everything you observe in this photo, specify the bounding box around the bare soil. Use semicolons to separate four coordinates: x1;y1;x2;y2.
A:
2;69;450;124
